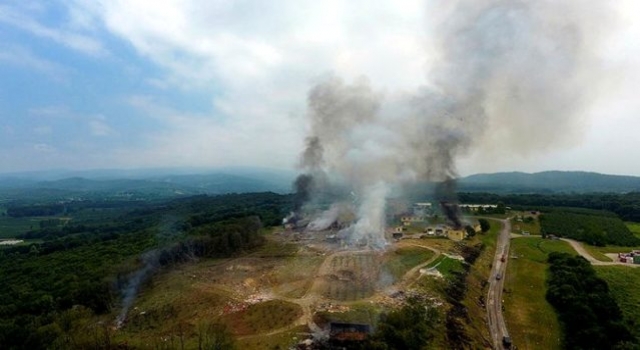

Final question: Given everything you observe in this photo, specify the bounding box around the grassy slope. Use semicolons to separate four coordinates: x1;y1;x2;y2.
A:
461;218;501;349
503;237;577;350
594;266;640;341
383;245;435;280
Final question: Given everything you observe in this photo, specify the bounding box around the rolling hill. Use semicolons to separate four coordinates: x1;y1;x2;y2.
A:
458;171;640;193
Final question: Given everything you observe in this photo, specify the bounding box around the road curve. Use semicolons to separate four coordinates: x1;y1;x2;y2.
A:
487;218;511;349
560;238;640;268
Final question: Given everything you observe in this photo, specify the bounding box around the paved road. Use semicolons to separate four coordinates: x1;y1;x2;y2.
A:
487;218;511;349
560;238;640;268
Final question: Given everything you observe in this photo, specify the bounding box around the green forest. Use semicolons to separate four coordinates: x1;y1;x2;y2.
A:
0;192;292;349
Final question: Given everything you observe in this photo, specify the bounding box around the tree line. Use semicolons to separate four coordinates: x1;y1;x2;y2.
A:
546;252;637;349
458;192;640;222
540;210;640;246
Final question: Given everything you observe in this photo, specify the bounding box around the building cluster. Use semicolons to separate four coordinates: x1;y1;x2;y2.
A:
392;202;482;242
458;204;498;211
617;251;640;264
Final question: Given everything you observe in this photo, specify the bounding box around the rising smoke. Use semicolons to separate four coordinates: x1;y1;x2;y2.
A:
292;0;613;245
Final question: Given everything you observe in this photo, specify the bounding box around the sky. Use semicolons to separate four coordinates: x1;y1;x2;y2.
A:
1;0;639;176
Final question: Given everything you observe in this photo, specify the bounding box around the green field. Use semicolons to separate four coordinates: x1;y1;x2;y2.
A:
595;266;640;341
0;215;41;238
503;237;577;350
383;246;435;280
627;222;640;238
424;255;464;279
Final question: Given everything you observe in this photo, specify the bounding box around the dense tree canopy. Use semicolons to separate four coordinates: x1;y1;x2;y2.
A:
546;253;636;349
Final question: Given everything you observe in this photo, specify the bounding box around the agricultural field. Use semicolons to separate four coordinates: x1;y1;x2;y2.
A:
503;237;577;350
539;210;638;246
0;214;43;238
594;266;640;342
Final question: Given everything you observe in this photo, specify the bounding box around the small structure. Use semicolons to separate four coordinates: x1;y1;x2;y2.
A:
392;232;403;240
447;229;466;241
459;204;498;212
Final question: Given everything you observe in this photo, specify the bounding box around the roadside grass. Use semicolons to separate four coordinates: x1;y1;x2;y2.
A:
581;243;613;262
462;218;502;349
383;245;435;280
591;244;640;254
594;266;640;341
503;237;577;350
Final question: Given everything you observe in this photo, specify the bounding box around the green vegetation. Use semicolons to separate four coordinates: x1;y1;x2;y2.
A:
627;222;640;238
503;237;576;350
367;297;440;350
510;213;541;235
0;214;45;238
539;210;639;246
459;192;640;222
384;246;435;280
581;243;613;262
546;253;636;349
429;256;465;279
443;242;485;349
0;192;293;349
478;218;490;233
595;266;640;344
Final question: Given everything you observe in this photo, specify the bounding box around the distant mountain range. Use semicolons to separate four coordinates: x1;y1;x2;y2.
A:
1;169;639;197
0;167;296;198
458;171;640;193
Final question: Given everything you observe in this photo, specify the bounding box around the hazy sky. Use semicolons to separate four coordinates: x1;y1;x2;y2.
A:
1;0;639;176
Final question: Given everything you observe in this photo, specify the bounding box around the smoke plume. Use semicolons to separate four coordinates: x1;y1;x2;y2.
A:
116;251;159;327
292;0;614;246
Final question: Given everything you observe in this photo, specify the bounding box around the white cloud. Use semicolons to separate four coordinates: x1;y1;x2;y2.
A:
59;0;640;174
88;116;114;137
0;45;68;81
65;0;429;169
0;4;107;57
